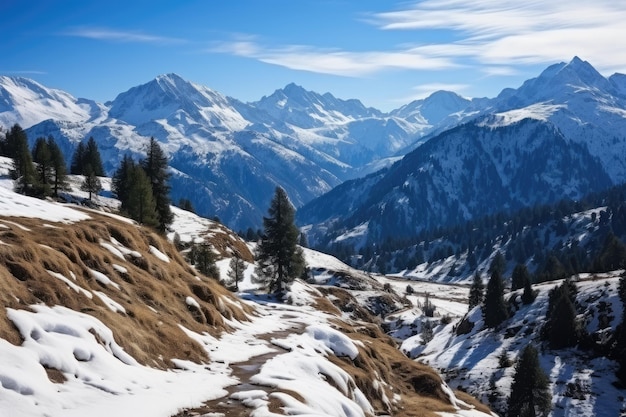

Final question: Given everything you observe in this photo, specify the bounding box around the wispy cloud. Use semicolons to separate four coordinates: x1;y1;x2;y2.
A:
370;0;626;72
211;1;626;78
211;38;459;77
65;26;186;45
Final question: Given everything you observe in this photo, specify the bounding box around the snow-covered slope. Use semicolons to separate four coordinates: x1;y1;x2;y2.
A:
0;164;493;417
399;274;626;417
0;76;106;129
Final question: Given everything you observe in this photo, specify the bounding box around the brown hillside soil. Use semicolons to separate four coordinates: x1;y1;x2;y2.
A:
0;212;253;368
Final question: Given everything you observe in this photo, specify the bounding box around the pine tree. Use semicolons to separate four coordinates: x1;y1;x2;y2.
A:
71;137;104;176
227;255;246;291
512;264;531;291
80;164;102;201
507;344;552;417
7;124;37;195
31;136;53;197
47;136;69;197
255;187;305;294
521;276;536;304
85;137;105;176
592;233;626;272
141;137;173;232
468;271;484;310
483;269;508;328
70;142;86;174
542;284;579;349
189;242;219;278
112;154;135;211
489;251;506;276
125;164;158;227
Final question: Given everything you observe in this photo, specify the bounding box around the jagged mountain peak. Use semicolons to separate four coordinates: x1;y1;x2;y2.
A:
107;73;246;130
506;56;615;107
392;90;471;125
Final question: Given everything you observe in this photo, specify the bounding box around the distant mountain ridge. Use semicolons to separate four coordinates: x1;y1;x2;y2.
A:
0;73;475;230
298;57;626;248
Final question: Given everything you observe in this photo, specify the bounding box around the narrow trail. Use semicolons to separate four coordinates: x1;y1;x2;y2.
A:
174;319;305;417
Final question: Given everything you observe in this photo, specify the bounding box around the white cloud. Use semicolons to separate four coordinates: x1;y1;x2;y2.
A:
211;1;626;78
66;26;186;45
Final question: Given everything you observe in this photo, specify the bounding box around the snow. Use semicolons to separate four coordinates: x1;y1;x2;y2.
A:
149;245;170;263
0;168;492;417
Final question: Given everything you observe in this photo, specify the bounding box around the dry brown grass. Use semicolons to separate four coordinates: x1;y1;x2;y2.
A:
0;212;253;368
313;287;491;417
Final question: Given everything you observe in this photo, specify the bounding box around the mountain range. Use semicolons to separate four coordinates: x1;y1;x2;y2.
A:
0;73;475;231
298;57;626;248
1;57;625;238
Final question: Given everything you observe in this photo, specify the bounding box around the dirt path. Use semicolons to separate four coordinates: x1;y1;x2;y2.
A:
173;322;304;417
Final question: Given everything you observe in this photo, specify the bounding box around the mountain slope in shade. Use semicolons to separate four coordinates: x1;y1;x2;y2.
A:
299;57;626;246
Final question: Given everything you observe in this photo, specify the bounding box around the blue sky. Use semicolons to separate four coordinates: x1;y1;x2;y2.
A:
2;0;626;111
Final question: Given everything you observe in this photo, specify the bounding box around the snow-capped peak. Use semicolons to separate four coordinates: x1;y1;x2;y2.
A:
0;75;102;129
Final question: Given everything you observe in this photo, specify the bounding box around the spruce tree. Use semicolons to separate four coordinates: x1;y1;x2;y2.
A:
80;164;102;201
468;271;484;310
47;136;69;197
227;255;246;291
112;154;135;211
521;276;536;304
85;137;105;176
542;284;579;349
508;344;552;417
125;164;158;227
70;142;86;174
255;187;305;294
483;269;508;328
7;124;37;195
31;136;53;197
512;264;531;291
141;137;173;232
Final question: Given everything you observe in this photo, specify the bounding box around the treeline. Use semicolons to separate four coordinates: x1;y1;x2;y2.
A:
322;182;626;280
0;124;104;199
0;124;175;233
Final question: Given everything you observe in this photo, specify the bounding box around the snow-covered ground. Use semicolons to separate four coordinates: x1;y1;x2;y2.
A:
0;164;492;417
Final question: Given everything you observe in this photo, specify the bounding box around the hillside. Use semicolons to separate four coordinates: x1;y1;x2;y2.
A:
0;162;493;417
394;274;626;417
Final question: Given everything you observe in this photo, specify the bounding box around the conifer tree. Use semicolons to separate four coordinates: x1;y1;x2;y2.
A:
227;255;246;291
80;164;102;201
542;283;579;349
512;264;531;291
112;154;135;212
255;187;305;294
189;242;219;278
521;277;536;304
70;142;86;174
47;136;69;197
71;137;104;176
507;344;552;417
141;137;173;232
125;164;158;227
614;274;626;383
85;137;105;176
483;269;508;328
469;271;484;310
592;233;626;272
7;124;37;195
31;136;53;196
